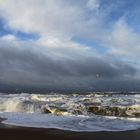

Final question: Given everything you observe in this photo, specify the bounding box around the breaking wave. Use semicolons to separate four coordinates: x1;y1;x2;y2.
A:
0;93;140;117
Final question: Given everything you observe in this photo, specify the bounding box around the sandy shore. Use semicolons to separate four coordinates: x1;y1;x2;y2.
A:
0;118;140;140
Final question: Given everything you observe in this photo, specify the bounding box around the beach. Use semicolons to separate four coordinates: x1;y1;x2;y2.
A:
1;93;140;140
1;126;140;140
0;120;140;140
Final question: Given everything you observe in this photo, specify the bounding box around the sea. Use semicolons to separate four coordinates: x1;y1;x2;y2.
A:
0;92;140;132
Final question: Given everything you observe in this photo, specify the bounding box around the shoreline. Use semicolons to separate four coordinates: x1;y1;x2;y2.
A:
0;118;140;140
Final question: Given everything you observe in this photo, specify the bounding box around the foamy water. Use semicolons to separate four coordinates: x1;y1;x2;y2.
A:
0;92;140;132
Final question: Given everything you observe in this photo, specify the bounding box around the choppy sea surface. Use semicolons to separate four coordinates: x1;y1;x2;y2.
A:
0;92;140;132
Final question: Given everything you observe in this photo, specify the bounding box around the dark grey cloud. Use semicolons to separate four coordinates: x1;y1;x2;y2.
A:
0;0;140;93
0;43;138;92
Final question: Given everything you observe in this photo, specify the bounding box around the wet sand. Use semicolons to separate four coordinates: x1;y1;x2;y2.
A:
0;118;140;140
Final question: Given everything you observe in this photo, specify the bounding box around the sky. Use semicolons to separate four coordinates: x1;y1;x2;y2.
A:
0;0;140;92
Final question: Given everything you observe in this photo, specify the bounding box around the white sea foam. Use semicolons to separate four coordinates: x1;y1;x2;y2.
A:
1;112;140;132
0;93;140;131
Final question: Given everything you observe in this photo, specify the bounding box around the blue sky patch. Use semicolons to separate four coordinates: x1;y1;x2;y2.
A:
72;36;108;54
0;18;40;41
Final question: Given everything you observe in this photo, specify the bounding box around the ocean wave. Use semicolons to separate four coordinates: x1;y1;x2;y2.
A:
0;93;140;117
0;92;140;131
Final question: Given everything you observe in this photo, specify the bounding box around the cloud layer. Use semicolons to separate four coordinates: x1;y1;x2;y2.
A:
0;0;140;92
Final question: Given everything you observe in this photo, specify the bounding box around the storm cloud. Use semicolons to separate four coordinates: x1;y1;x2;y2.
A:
0;0;140;92
0;41;138;92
